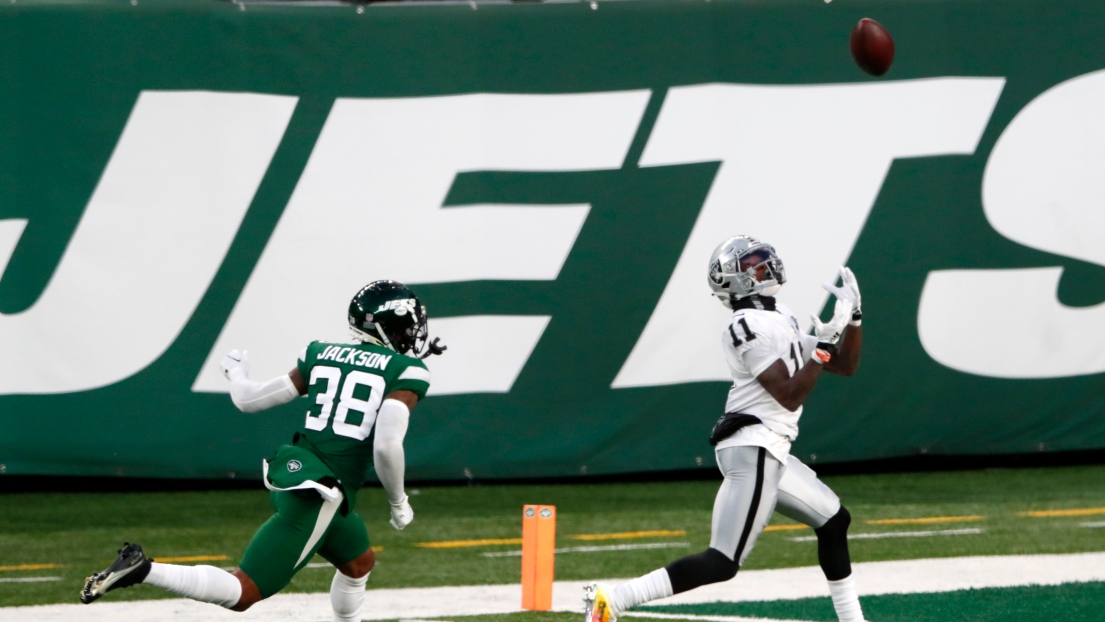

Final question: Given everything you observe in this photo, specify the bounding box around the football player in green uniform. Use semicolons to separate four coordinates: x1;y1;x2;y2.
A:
81;280;445;621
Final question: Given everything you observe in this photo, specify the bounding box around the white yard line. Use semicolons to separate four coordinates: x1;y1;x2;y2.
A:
0;577;61;584
787;527;983;542
482;543;691;557
1080;521;1105;528
5;552;1105;622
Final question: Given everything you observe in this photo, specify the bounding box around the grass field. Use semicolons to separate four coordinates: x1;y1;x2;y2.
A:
2;464;1104;615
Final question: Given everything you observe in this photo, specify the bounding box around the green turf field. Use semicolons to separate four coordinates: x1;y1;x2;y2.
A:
1;464;1104;609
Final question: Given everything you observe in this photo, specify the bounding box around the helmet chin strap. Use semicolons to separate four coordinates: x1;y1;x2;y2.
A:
349;326;391;350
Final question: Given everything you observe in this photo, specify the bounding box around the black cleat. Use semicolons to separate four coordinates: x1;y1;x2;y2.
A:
80;542;153;604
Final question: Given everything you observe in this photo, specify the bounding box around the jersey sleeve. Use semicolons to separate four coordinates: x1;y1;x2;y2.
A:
731;314;780;378
388;357;431;399
296;342;316;381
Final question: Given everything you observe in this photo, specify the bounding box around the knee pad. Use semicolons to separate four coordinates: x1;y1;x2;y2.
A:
664;548;739;594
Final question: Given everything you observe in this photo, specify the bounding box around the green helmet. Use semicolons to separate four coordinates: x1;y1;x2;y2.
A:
347;280;430;356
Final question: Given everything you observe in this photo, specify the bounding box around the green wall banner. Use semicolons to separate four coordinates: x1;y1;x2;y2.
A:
1;0;1103;480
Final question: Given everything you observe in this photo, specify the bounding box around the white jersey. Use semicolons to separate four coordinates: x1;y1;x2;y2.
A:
717;302;815;461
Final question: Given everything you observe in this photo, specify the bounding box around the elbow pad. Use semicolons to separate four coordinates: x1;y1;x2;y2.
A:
229;373;299;413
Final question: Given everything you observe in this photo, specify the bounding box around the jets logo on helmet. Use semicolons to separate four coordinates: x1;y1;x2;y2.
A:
375;298;418;317
707;236;787;308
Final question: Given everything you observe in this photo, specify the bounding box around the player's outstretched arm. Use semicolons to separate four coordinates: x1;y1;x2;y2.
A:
756;357;825;411
821;266;863;376
220;349;303;413
757;296;853;410
375;390;419;530
824;323;861;376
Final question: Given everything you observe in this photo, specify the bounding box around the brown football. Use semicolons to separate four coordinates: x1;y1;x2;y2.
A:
850;18;895;77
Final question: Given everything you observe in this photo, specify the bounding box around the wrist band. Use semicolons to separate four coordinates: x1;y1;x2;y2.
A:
812;349;832;364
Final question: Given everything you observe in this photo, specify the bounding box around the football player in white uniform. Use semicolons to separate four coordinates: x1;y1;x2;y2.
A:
585;236;867;622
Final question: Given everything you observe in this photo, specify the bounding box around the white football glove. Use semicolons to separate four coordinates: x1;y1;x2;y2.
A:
389;495;414;530
822;266;862;324
220;349;249;380
810;299;852;346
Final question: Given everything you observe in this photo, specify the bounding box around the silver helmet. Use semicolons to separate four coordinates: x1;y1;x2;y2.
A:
707;236;787;308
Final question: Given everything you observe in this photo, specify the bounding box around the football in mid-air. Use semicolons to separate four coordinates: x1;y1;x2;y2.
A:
850;18;895;76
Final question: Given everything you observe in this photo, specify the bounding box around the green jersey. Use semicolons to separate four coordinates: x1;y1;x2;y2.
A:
293;340;430;494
